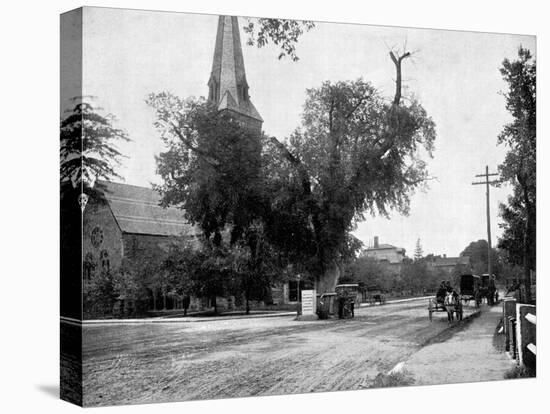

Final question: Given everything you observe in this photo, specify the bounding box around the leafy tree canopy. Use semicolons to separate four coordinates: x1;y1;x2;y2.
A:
146;93;263;246
243;18;315;61
269;76;435;291
414;238;423;261
496;46;536;302
60;97;129;191
148;52;436;293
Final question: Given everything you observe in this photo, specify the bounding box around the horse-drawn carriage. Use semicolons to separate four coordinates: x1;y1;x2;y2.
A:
428;274;487;322
459;274;481;307
428;289;463;322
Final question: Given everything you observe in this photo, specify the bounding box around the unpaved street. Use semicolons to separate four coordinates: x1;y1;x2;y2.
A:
82;299;478;406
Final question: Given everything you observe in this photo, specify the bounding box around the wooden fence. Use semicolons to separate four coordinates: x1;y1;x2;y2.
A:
502;297;536;369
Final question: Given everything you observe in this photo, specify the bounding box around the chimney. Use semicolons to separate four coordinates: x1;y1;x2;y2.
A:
374;236;379;248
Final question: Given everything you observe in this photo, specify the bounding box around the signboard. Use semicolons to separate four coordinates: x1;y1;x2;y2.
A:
301;290;316;316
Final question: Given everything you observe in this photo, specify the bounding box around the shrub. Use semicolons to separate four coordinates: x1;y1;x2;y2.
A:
504;364;536;379
371;370;415;388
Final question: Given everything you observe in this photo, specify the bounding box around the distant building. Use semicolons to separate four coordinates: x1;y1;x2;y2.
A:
425;255;472;276
361;236;407;275
362;236;406;262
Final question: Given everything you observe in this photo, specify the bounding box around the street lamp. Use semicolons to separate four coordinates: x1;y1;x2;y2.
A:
72;165;97;213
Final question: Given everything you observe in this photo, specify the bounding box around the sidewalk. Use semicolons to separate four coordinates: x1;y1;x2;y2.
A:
403;305;515;385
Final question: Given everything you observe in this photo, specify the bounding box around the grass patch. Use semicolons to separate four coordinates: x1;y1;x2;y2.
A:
504;365;536;379
370;369;415;388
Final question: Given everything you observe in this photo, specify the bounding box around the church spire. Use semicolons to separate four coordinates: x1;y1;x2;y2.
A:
208;16;263;131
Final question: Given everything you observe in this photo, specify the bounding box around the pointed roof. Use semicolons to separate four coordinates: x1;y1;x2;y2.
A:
96;181;199;238
208;16;262;122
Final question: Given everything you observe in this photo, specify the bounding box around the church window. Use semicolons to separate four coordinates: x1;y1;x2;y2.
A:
100;250;110;273
91;226;103;248
84;253;96;281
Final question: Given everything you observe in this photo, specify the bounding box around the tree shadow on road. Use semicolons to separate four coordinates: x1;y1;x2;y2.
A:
421;311;481;347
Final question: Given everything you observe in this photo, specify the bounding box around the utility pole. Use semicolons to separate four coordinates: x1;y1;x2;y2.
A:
472;166;500;278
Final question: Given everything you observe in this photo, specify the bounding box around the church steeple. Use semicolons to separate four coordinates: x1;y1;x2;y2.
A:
208;16;263;133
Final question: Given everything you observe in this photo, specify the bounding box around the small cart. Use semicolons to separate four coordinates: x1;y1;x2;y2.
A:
365;285;386;305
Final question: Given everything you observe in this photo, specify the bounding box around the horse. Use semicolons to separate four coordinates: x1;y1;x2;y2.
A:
443;291;458;323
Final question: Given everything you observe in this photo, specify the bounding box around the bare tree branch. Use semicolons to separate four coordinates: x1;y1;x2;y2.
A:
389;50;411;106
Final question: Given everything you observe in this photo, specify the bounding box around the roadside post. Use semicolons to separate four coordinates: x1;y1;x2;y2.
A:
296;289;317;320
502;297;517;352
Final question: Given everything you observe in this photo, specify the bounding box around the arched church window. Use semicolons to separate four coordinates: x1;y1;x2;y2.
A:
100;250;110;273
84;253;96;281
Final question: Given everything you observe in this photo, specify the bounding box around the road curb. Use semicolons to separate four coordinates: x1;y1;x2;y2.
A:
64;296;444;326
62;311;298;326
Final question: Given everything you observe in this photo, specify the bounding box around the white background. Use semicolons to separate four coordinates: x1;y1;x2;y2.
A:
0;0;547;412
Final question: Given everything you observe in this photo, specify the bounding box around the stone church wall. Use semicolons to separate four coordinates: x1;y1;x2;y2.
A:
82;197;123;281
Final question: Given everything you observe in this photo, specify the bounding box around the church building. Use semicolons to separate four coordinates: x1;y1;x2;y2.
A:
75;16;304;316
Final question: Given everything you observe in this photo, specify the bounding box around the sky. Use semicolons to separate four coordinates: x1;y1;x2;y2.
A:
67;7;536;258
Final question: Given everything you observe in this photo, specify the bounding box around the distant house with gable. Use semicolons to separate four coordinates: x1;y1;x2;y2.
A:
360;236;407;275
425;254;472;276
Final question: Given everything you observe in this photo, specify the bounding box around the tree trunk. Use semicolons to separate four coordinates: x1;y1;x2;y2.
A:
245;294;250;315
316;260;342;294
523;206;533;304
212;296;218;314
521;182;534;304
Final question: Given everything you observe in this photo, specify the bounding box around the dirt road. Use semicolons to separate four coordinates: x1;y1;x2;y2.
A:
81;299;478;406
